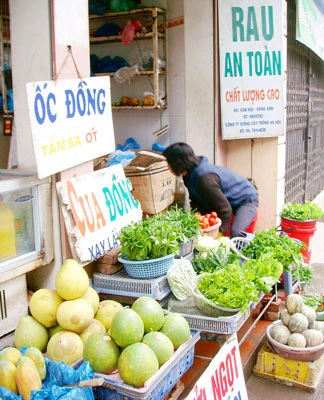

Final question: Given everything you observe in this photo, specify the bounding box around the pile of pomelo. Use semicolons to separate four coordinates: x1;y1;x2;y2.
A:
7;258;191;390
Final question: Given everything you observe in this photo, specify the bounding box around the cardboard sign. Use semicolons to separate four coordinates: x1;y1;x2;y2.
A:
26;76;115;178
56;164;142;263
218;0;286;140
186;336;248;400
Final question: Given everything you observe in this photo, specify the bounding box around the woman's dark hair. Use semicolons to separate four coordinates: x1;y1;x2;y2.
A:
163;142;200;175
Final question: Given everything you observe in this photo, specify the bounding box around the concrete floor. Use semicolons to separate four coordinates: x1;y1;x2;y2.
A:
246;193;324;400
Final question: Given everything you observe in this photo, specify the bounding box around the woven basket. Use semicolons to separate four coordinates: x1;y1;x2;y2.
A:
118;254;174;279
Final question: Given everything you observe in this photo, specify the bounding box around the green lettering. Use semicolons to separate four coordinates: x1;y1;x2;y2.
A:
232;7;244;42
261;6;274;41
246;7;259;41
224;52;243;77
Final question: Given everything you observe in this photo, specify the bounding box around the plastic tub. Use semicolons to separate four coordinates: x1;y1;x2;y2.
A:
201;217;222;238
267;321;324;362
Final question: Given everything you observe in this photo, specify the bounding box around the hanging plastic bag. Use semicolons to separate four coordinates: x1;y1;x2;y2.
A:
114;64;139;84
120;20;142;45
167;258;197;301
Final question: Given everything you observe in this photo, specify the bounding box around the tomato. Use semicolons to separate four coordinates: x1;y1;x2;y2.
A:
210;211;218;218
204;214;211;219
208;217;217;226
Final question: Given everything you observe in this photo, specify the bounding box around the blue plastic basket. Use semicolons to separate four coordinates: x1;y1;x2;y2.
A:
118;254;175;279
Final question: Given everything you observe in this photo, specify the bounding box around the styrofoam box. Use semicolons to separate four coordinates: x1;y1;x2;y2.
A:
0;274;28;337
93;269;171;300
91;330;200;400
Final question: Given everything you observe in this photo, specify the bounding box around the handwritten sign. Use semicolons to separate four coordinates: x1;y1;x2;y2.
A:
218;0;286;140
56;164;142;263
186;336;248;400
26;76;115;178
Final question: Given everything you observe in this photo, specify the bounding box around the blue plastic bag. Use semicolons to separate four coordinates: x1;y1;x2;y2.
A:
116;137;141;151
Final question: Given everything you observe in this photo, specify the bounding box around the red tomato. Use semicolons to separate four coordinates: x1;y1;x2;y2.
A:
208;217;217;226
204;214;211;219
210;211;218;218
200;222;209;229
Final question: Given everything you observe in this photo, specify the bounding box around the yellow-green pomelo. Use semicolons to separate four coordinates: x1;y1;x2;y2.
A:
80;287;100;313
0;360;18;394
142;331;174;366
55;259;89;300
56;298;94;333
48;324;64;338
0;347;21;365
14;315;49;352
131;296;165;333
29;288;63;328
94;300;123;331
79;319;106;346
159;313;190;349
47;331;84;365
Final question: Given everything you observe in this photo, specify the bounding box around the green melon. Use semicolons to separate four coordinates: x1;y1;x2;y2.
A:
288;313;309;333
142;331;174;366
288;332;306;348
83;332;120;374
118;343;159;388
285;293;304;314
159;313;190;349
110;308;144;348
131;296;165;333
270;323;290;345
301;305;317;325
280;309;291;327
302;329;324;347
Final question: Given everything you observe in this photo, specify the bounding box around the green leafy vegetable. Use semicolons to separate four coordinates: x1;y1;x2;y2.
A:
241;253;283;293
197;263;259;312
192;244;239;274
291;262;313;284
280;201;324;221
241;228;304;271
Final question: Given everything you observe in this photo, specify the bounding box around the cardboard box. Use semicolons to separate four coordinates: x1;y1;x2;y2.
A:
124;150;176;215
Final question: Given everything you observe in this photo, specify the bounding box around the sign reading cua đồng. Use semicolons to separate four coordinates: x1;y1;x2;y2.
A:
56;164;142;264
26;76;115;179
218;0;287;140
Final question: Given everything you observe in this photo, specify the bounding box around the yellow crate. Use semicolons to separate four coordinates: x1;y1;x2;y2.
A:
253;342;324;393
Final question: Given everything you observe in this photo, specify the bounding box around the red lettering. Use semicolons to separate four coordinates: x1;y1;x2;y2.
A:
219;361;228;396
226;353;234;387
92;193;106;229
230;345;239;379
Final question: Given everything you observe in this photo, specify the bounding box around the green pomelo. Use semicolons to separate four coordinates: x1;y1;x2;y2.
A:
118;343;159;388
79;319;106;346
46;331;83;365
83;332;120;374
80;287;100;313
110;308;144;348
48;324;64;338
0;360;18;394
55;259;89;300
14;315;49;352
56;298;94;333
0;347;21;365
131;296;165;333
29;288;63;328
94;300;123;331
142;331;174;366
159;313;190;349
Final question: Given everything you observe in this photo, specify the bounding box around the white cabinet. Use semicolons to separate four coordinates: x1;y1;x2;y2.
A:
89;7;167;109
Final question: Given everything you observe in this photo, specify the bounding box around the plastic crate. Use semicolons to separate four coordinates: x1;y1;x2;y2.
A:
92;330;200;400
167;296;250;334
93;270;171;301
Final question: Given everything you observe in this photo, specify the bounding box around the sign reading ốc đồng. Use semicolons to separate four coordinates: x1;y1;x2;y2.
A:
218;0;287;140
26;76;115;179
56;164;143;264
186;335;248;400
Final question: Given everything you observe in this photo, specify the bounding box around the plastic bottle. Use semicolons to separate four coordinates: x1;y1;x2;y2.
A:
0;195;16;260
173;175;187;209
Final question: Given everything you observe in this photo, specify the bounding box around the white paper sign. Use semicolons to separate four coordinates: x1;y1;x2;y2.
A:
26;76;115;178
56;164;142;263
186;336;248;400
218;0;286;140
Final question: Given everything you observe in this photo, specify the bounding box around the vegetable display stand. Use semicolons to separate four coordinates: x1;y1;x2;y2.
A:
280;217;317;263
253;341;324;393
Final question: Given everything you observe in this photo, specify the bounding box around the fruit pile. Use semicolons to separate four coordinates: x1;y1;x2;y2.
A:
0;259;191;398
195;211;218;229
269;293;324;349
